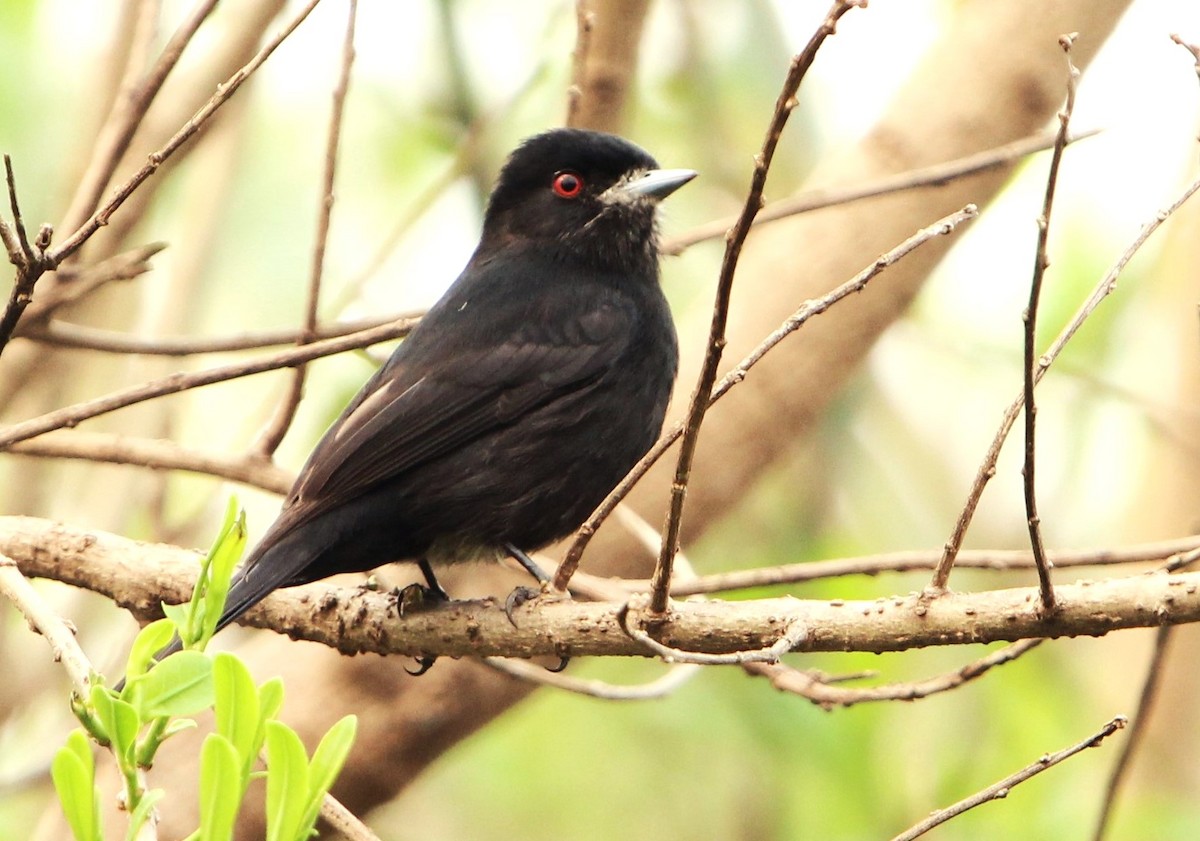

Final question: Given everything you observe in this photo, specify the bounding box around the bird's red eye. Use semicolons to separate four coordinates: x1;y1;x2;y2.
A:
552;171;583;198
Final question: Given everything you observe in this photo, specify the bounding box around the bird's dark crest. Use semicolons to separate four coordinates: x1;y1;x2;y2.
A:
482;129;666;273
487;128;660;218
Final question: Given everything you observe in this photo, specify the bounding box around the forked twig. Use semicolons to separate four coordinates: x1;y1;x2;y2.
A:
0;156;54;357
747;638;1043;709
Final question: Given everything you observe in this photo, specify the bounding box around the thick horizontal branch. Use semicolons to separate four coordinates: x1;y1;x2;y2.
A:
3;517;1198;662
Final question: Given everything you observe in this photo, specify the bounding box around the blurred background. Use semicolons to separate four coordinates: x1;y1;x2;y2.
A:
2;0;1200;838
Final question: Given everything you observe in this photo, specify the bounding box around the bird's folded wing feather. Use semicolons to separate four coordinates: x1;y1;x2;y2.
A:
277;292;637;529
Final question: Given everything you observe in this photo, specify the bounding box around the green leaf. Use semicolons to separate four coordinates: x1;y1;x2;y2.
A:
51;730;100;841
124;618;176;683
124;788;164;841
307;715;352;806
161;601;190;633
264;721;310;841
301;715;357;831
213;653;260;775
199;733;243;841
201;503;246;643
125;651;214;719
173;497;246;649
258;678;285;722
162;718;199;740
90;686;139;768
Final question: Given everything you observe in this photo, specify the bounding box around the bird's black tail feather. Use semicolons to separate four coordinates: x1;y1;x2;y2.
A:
115;538;321;690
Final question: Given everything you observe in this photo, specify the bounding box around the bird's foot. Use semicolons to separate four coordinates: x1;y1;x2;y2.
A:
395;580;448;617
396;585;442;675
397;558;453;676
503;584;570;673
503;585;541;627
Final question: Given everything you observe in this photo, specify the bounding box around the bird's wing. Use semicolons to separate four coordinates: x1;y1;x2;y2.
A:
279;287;637;526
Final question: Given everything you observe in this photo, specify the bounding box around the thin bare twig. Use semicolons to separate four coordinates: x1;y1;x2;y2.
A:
46;0;326;266
621;599;808;665
8;430;293;495
0;156;54;357
319;790;382;841
608;534;1200;596
26;311;411;356
1170;33;1200;86
254;0;357;458
1161;545;1200;572
891;716;1127;841
1091;626;1173;841
1019;33;1079;613
552;204;977;592
15;243;168;332
932;169;1200;591
648;0;864;616
748;638;1043;709
0;555;93;695
56;0;217;244
662;128;1100;257
0;318;413;451
484;657;700;699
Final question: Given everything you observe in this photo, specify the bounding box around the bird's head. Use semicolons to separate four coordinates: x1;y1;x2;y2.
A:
479;128;696;273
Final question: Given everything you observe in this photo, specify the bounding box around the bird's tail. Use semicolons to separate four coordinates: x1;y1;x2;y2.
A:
113;552;282;690
145;562;276;663
115;533;325;690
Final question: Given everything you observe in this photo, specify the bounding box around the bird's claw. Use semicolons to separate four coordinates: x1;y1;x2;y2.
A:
503;585;542;627
396;580;449;618
397;584;443;676
405;654;438;676
503;586;571;672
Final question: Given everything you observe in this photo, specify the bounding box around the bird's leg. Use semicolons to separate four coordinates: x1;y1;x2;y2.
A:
503;543;569;672
503;543;547;623
504;543;550;584
399;558;451;676
418;558;451;600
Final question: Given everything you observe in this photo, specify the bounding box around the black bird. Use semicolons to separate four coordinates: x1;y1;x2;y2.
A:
183;128;692;662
